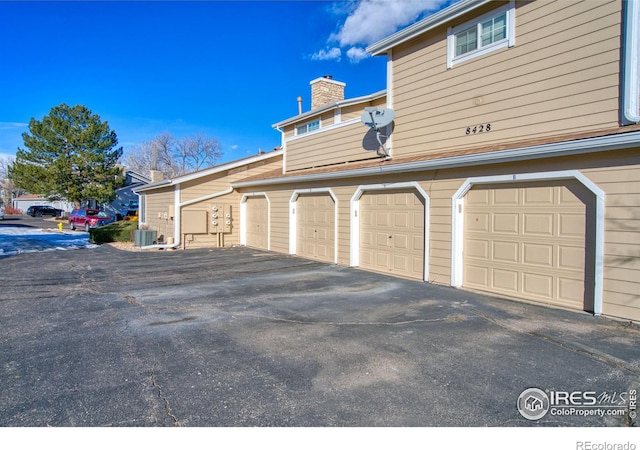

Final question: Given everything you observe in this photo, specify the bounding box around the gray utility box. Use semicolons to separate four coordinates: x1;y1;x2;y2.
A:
134;229;157;247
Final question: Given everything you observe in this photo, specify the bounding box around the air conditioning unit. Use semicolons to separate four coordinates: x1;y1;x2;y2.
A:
134;229;157;247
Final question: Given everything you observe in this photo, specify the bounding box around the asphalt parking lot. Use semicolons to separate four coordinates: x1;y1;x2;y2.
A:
0;242;639;427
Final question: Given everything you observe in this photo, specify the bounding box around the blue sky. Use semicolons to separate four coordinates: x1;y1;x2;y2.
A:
0;0;451;165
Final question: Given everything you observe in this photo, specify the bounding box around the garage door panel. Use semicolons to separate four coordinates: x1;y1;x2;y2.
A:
522;272;554;298
413;235;424;251
467;189;490;205
246;197;268;249
493;213;519;234
394;233;409;249
464;182;589;311
296;194;335;263
522;243;553;267
493;268;519;292
394;212;409;228
559;214;585;237
494;187;519;205
493;241;518;263
558;277;584;303
558;246;584;270
523;186;554;204
467;239;489;259
466;265;489;286
360;189;425;280
393;255;408;271
467;213;490;232
523;213;554;235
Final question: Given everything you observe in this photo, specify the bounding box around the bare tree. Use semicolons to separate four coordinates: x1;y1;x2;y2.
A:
124;132;223;178
0;156;12;180
0;156;25;207
174;133;223;175
124;132;177;178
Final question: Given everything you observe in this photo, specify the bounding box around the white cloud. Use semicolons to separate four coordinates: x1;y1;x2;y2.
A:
311;47;342;62
346;46;369;63
230;144;239;150
313;0;450;63
0;122;28;131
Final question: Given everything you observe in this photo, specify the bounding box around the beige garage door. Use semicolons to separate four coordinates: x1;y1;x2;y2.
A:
245;196;268;250
296;193;335;263
359;189;425;280
464;181;590;310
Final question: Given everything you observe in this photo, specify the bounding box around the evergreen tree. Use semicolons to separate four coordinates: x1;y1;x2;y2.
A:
9;103;124;207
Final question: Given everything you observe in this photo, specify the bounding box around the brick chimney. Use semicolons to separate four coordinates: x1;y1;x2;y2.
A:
310;75;345;110
149;170;164;183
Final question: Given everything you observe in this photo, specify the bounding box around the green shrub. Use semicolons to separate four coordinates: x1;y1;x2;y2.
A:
89;220;138;244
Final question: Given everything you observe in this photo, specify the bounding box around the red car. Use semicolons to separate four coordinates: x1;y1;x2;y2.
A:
68;209;115;232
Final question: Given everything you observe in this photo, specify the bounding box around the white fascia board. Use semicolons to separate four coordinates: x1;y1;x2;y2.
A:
367;0;491;56
272;90;386;129
134;150;283;192
232;131;640;188
133;180;172;193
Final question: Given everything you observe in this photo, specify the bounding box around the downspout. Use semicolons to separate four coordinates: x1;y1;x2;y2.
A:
274;125;286;173
622;0;640;124
140;186;234;250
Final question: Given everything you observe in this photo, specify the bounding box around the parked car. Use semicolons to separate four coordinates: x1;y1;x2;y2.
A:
116;201;139;221
68;209;115;232
0;206;4;220
26;205;63;217
121;209;139;221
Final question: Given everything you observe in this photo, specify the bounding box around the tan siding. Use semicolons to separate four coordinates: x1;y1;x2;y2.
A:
286;122;379;171
263;189;293;254
181;193;239;249
391;0;622;159
582;158;640;321
142;187;175;242
180;156;282;203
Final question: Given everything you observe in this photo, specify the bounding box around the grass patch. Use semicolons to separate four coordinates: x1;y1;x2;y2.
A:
90;220;138;244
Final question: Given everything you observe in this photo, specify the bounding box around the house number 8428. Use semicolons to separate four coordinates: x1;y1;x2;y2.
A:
465;123;491;135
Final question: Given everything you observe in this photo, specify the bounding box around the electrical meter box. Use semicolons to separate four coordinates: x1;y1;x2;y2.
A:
210;204;232;233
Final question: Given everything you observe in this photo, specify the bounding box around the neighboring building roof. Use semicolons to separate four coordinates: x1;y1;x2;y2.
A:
233;126;640;188
125;170;151;185
134;149;283;193
13;194;47;201
272;90;386;129
367;0;492;56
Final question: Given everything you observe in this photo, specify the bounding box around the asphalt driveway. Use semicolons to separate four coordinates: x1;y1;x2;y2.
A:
0;245;638;427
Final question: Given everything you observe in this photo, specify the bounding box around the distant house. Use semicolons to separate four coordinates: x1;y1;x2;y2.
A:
101;170;150;218
13;170;150;216
13;194;74;214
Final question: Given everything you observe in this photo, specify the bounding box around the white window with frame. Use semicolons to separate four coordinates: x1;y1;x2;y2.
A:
447;1;515;68
295;119;320;136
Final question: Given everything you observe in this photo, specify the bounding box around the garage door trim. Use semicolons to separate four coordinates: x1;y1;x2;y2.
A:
451;170;605;315
350;182;430;281
240;193;270;249
289;188;338;263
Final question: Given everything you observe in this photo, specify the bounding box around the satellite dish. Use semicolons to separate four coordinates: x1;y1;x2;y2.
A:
361;107;396;129
360;107;395;158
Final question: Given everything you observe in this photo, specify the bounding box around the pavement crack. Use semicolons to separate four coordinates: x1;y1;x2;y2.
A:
150;354;180;426
231;312;460;326
121;294;141;306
